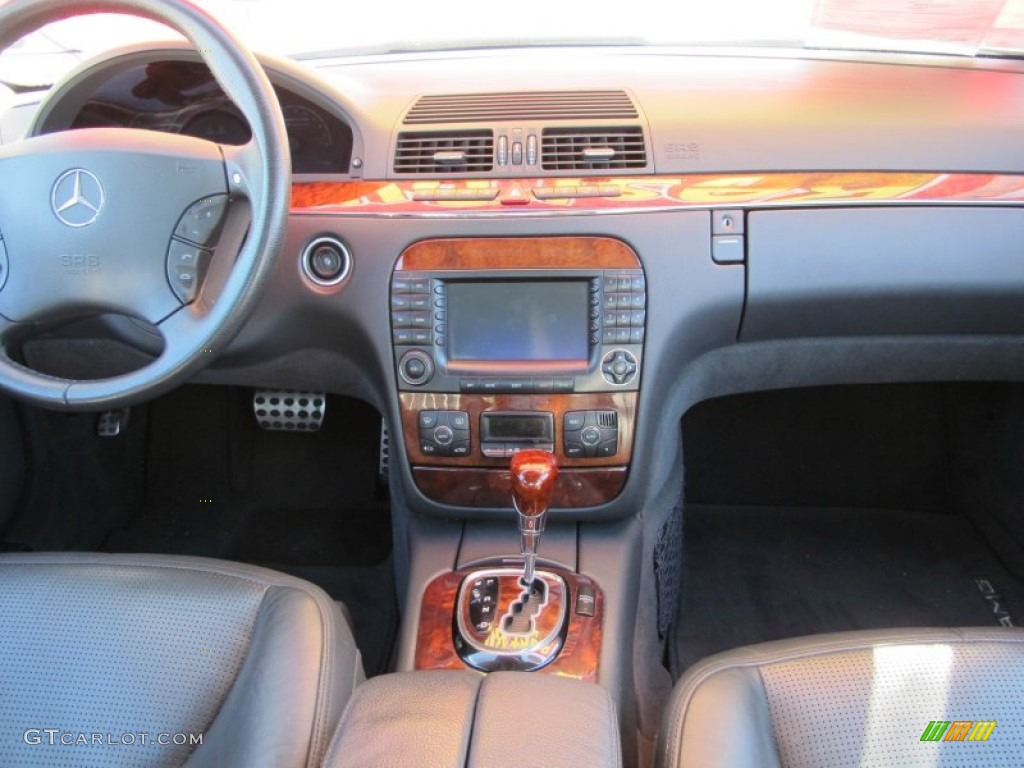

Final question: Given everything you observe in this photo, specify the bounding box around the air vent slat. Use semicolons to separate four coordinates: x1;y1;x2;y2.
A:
394;130;494;174
541;126;647;171
405;90;638;124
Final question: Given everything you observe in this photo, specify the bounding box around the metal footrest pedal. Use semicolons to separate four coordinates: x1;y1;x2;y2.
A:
253;390;326;431
96;408;129;437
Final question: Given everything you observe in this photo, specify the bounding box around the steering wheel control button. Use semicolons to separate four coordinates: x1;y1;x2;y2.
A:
418;410;471;457
301;236;352;286
166;240;212;304
602;349;639;386
51;168;104;228
562;410;619;459
174;195;228;246
399;349;434;386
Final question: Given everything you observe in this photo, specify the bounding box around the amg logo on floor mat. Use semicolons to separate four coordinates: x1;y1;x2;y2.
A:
975;579;1016;627
920;720;997;742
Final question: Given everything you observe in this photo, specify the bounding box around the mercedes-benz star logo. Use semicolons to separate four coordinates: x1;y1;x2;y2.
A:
51;169;104;228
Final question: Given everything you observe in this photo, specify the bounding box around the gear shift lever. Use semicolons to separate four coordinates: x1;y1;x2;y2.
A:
510;449;558;586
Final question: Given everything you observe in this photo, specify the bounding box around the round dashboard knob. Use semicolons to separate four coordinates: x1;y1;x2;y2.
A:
399;349;434;386
581;426;602;446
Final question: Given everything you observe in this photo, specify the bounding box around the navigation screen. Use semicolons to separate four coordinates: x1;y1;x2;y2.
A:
447;281;589;362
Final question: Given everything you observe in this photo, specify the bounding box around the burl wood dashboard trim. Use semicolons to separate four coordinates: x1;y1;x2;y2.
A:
291;172;1024;215
397;236;641;270
400;392;637;468
402;391;635;507
412;466;628;509
415;568;604;682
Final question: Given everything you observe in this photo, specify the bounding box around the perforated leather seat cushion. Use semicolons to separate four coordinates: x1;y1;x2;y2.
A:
0;553;363;768
658;627;1024;768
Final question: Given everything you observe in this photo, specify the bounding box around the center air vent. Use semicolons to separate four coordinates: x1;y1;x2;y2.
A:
404;91;638;124
394;130;494;174
541;127;647;171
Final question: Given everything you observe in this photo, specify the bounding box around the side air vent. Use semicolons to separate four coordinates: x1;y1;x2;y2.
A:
394;130;494;174
404;91;638;124
541;127;647;171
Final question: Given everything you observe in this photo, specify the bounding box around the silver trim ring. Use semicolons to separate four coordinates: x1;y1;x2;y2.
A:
300;236;352;286
51;169;105;228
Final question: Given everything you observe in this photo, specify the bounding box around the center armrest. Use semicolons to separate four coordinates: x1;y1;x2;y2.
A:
323;670;621;768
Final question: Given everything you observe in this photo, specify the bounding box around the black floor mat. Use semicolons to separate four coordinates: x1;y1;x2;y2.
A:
102;386;391;565
4;385;397;676
670;505;1024;677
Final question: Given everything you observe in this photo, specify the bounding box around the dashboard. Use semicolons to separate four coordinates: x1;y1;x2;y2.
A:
30;52;354;175
7;42;1024;521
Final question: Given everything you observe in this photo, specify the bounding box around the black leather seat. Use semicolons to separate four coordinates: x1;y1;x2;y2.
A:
657;628;1024;768
0;552;363;767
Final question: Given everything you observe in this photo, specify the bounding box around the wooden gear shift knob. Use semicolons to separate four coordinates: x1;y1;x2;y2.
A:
510;449;559;518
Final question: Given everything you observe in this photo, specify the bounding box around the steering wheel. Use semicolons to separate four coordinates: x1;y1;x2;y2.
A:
0;0;289;410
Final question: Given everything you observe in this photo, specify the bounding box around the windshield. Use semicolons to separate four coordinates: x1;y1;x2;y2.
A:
3;0;1024;89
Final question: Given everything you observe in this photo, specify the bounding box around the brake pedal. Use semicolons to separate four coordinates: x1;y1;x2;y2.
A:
96;408;129;437
253;390;325;431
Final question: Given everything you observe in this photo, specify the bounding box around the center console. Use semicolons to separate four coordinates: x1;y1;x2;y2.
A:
391;236;646;508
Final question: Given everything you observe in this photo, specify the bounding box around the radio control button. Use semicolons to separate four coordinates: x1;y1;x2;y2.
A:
391;294;411;310
603;329;617;344
601;349;638;385
451;441;471;457
399;350;434;386
615;310;631;327
434;324;446;336
630;275;646;292
434;310;446;321
460;378;483;392
393;329;414;345
614;329;631;344
412;330;431;344
404;357;426;379
409;278;430;293
564;412;586;431
409;311;431;329
481;379;503;393
433;425;454;446
603;293;618;311
482;442;506;458
434;297;446;309
630;328;645;344
581;426;602;446
616;293;632;310
565;442;585;459
392;278;411;293
630;310;646;326
410;295;430;310
392;311;414;328
630;293;646;309
552;377;574;392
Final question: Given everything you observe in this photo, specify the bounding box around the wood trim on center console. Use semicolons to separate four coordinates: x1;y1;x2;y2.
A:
395;236;641;508
415;568;604;682
397;236;641;271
